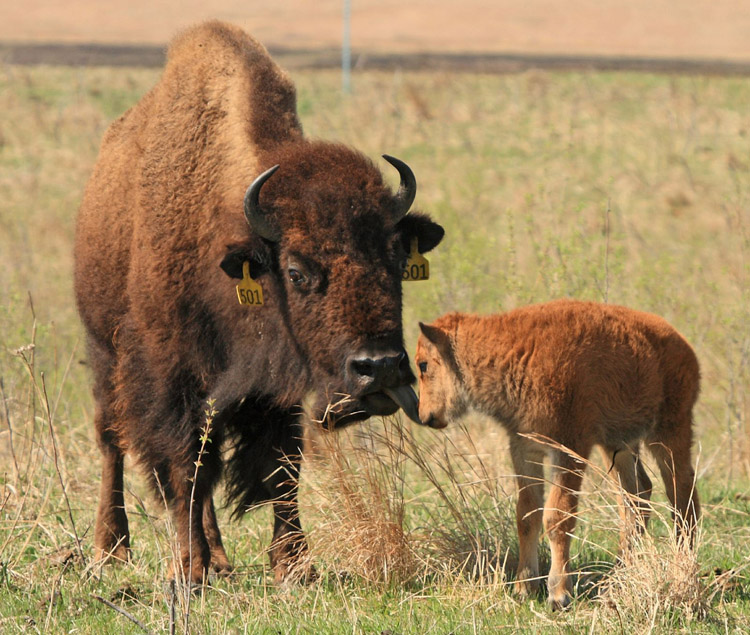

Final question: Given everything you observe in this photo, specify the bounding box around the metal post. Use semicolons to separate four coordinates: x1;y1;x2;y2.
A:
342;0;352;94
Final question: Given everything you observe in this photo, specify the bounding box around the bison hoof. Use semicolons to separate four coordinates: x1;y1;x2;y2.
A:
274;562;318;587
211;559;234;577
95;543;131;565
163;577;208;596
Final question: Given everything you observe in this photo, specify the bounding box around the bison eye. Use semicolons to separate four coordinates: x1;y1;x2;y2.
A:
288;268;307;286
418;361;427;374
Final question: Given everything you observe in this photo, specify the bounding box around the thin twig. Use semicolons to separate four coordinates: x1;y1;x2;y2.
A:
51;337;79;425
23;295;38;481
604;197;611;303
39;371;84;563
169;578;176;635
0;377;20;480
93;594;153;634
185;398;216;631
44;571;63;632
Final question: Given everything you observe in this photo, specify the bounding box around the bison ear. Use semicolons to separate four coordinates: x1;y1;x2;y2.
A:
396;212;444;254
418;322;453;360
220;243;270;279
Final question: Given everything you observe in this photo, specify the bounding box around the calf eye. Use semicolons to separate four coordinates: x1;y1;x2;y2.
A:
418;361;428;374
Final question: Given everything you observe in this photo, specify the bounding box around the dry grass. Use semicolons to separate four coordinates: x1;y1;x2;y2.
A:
597;535;708;626
303;418;722;626
304;421;416;587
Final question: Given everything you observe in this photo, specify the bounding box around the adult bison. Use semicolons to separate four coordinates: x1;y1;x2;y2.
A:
74;21;444;584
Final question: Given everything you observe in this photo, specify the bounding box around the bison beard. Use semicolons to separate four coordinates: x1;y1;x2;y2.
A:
74;21;443;585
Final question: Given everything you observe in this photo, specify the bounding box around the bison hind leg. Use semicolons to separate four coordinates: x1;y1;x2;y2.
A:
94;440;131;564
89;339;131;565
648;359;701;545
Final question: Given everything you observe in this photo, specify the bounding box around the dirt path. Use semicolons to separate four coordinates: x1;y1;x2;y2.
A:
4;42;750;76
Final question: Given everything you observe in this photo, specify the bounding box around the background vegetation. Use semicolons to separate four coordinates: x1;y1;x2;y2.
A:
1;64;749;632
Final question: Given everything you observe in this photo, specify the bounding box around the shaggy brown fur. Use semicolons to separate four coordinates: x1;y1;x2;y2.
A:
74;21;443;584
416;299;700;609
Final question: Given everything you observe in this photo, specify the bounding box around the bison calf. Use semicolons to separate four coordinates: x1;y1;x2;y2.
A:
415;299;700;609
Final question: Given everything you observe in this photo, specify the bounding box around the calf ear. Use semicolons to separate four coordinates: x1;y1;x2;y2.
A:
418;322;453;361
220;243;271;279
396;212;444;254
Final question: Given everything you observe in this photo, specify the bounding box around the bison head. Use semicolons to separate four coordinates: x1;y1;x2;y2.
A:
220;142;443;427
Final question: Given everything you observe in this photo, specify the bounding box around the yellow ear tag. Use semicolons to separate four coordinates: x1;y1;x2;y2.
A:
236;262;264;306
402;237;430;281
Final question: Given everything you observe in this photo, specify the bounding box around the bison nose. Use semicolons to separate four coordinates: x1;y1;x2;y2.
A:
348;351;407;392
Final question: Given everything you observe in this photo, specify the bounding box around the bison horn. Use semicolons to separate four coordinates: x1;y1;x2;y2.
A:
244;165;282;242
383;154;417;220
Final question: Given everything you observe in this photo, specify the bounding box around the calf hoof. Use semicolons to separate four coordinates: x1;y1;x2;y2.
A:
547;591;572;611
514;577;541;599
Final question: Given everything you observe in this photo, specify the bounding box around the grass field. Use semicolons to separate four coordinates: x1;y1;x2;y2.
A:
1;63;749;632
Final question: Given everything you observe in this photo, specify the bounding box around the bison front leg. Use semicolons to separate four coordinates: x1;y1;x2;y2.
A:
203;497;233;575
169;477;212;586
226;402;315;584
165;450;223;586
263;452;314;585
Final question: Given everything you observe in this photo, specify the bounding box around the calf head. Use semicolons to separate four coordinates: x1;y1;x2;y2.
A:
221;142;444;426
415;320;466;429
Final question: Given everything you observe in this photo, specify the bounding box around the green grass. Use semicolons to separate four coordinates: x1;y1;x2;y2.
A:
1;64;749;632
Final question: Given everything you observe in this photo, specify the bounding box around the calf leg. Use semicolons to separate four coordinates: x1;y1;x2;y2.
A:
647;432;700;547
601;446;653;555
509;437;545;598
544;450;586;611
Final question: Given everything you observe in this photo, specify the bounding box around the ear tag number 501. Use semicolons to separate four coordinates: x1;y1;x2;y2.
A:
403;237;430;281
236;262;264;306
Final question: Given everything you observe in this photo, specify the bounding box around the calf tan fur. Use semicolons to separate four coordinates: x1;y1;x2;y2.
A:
416;299;700;609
